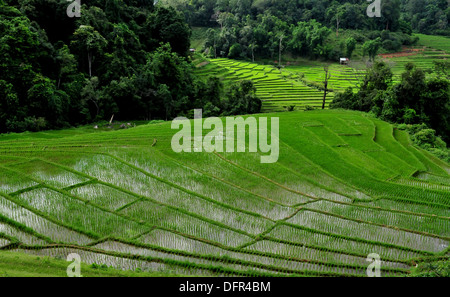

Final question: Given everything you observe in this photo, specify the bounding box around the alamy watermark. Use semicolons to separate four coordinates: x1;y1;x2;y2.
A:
67;0;81;18
367;0;381;18
66;253;82;277
171;109;279;164
366;253;381;277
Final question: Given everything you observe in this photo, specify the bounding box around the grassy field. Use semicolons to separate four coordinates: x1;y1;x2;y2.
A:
190;26;209;51
379;34;450;82
0;250;183;277
0;110;448;277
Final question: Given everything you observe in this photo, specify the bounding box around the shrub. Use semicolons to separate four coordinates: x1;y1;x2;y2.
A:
409;261;450;277
228;43;243;59
412;129;437;149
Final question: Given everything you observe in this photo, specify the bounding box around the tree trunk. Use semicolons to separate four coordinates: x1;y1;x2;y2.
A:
90;99;99;118
322;81;328;110
88;52;92;77
279;35;283;67
336;16;340;37
322;66;330;110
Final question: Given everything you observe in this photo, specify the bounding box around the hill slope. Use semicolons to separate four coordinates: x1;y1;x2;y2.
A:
0;110;449;276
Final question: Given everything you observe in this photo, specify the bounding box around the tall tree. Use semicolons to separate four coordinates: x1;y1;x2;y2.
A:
322;65;332;110
346;37;356;59
71;25;108;77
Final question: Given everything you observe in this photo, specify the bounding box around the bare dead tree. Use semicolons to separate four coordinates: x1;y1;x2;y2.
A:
336;13;340;37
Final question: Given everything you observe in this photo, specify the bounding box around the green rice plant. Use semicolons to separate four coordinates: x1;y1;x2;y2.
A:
137;229;230;256
274;142;372;201
110;148;294;220
278;111;449;204
370;119;426;174
135;228;364;275
414;172;450;185
15;247;219;276
267;224;425;261
359;199;450;218
197;58;335;112
92;240;272;274
92;239;325;276
0;222;48;245
0;237;10;247
0;167;39;194
71;154;275;234
220;150;356;204
245;240;408;271
134;230;339;275
70;184;140;211
119;201;253;247
286;210;448;253
15;188;150;239
335;147;397;180
392;177;450;192
161;149;313;206
0;109;448;274
0;195;93;245
365;150;417;177
393;129;448;176
304;200;450;237
416;34;450;53
7;159;89;188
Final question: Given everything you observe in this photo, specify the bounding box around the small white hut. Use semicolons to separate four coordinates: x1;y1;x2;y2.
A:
340;58;349;65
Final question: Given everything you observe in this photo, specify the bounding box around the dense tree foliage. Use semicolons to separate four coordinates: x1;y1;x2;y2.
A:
0;1;261;133
402;0;450;35
164;0;438;60
162;0;448;36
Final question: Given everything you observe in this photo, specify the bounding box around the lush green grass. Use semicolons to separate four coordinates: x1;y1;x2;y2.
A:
0;110;448;277
416;34;450;54
190;27;209;51
0;250;183;277
409;259;450;277
377;34;450;82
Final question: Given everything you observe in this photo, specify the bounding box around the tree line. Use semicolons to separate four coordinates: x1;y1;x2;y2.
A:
161;0;444;61
0;0;261;133
163;0;449;35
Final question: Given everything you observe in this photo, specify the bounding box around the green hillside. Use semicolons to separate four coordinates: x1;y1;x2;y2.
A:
0;110;448;277
416;34;450;53
379;34;450;82
195;58;334;112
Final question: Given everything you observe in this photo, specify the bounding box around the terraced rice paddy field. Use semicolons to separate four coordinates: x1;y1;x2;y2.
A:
0;110;448;276
195;35;448;114
195;59;335;113
284;64;366;93
380;34;450;83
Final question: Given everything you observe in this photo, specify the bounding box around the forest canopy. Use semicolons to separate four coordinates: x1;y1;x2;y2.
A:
161;0;448;60
0;0;260;133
